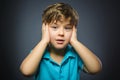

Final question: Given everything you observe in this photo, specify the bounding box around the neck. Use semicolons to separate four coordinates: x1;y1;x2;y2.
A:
49;47;66;65
49;46;66;56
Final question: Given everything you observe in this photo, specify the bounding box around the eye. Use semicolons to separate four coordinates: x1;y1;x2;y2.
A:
52;26;57;29
51;26;58;30
65;26;72;30
65;27;72;29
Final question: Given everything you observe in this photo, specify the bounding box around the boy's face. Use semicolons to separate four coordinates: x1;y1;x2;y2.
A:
48;18;73;50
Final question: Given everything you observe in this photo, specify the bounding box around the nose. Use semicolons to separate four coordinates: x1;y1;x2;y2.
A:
59;28;64;36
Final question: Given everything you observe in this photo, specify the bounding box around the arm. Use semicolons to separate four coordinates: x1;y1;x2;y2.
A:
20;24;50;76
70;27;102;74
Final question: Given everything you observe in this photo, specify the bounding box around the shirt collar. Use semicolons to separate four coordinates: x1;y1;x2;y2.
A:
42;49;50;59
42;45;76;59
64;45;76;58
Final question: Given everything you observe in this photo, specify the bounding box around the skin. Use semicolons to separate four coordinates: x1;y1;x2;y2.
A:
48;18;73;64
20;17;102;76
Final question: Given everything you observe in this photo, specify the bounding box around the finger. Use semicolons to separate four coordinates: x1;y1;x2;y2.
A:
73;26;77;32
45;24;49;32
45;24;49;29
42;23;45;31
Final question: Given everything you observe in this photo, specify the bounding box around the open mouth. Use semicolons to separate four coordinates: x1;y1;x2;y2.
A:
56;39;65;44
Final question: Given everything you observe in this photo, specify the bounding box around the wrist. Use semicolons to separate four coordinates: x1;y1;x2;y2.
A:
70;39;79;46
40;39;49;46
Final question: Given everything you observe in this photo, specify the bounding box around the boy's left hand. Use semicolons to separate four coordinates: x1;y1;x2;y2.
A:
70;26;78;45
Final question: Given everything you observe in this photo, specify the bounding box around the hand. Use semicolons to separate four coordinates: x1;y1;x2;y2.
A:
70;26;78;45
41;23;50;44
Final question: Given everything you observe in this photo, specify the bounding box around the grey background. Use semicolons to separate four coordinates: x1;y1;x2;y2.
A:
1;0;120;80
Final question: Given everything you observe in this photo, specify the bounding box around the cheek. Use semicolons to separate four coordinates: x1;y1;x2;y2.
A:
49;31;52;39
49;30;55;40
65;32;72;40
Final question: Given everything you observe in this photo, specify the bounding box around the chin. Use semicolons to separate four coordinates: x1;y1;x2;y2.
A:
49;42;68;50
55;44;68;50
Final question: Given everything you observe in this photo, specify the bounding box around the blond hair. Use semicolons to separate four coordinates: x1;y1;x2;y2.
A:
42;3;79;26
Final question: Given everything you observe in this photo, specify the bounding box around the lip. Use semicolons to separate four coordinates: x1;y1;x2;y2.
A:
56;39;65;44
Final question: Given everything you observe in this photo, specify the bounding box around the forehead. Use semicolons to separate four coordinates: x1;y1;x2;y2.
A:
51;17;71;25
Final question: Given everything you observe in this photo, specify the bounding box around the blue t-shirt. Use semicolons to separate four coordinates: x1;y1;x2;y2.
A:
34;45;84;80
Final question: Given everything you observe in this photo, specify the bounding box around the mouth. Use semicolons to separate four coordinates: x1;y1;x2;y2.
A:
56;39;65;44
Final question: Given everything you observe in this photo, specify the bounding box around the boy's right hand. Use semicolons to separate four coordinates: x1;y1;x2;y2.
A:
41;23;50;44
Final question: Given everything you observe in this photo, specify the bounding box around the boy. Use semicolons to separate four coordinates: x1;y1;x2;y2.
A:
20;3;102;80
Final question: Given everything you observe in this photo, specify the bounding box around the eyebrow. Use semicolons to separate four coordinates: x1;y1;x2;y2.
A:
53;22;71;26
